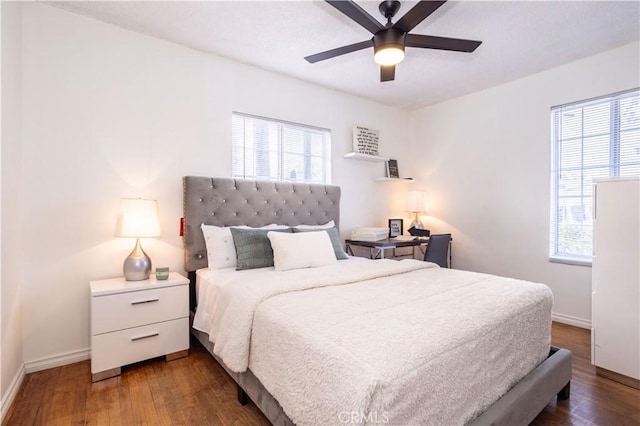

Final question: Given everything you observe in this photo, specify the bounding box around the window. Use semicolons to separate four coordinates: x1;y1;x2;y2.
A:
232;113;331;184
550;89;640;264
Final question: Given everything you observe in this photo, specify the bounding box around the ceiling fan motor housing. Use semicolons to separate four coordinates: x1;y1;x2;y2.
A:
373;28;406;54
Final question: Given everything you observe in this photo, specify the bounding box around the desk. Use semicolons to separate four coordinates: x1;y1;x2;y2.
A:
346;238;428;260
345;237;452;267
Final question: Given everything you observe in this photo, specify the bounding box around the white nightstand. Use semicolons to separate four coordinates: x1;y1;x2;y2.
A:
90;272;190;382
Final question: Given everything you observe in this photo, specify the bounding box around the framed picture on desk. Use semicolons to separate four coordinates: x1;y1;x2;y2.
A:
388;218;403;237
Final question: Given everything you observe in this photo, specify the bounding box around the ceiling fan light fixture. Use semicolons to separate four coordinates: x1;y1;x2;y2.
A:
374;45;405;65
373;28;406;66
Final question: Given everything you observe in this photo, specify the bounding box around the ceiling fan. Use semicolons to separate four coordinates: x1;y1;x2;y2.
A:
305;0;482;82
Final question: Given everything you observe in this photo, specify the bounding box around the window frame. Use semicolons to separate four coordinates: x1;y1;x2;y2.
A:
549;88;640;265
231;112;331;184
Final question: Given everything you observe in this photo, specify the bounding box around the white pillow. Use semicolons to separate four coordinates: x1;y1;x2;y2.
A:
201;223;287;269
267;231;337;272
293;220;336;230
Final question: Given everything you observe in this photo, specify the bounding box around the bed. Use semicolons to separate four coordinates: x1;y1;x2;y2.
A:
183;176;572;426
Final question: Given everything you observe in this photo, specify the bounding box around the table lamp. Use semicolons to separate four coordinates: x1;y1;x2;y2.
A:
115;198;161;281
407;190;429;235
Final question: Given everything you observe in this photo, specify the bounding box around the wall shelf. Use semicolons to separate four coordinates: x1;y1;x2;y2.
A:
344;152;388;162
375;177;414;183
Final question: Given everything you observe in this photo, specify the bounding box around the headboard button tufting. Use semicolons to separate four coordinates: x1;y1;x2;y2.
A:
183;176;341;272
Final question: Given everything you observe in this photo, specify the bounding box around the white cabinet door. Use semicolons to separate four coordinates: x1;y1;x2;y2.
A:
592;178;640;380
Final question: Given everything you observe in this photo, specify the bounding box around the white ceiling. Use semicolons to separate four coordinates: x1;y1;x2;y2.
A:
49;1;640;110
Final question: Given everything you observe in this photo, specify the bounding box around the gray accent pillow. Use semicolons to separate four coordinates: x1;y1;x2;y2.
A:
230;227;292;270
291;227;348;260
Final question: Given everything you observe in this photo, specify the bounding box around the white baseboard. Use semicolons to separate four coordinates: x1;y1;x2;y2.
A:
552;312;591;329
24;347;90;374
1;364;25;423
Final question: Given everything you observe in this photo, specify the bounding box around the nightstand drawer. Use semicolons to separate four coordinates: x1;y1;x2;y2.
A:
92;285;187;335
91;317;189;374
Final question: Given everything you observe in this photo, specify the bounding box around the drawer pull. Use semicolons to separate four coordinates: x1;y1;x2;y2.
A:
131;298;159;305
131;332;159;342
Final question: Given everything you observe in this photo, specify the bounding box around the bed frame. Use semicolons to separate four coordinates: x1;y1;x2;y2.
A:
183;176;572;426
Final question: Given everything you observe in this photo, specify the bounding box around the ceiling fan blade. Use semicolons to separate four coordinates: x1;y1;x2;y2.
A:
326;0;384;35
305;40;373;63
393;1;447;33
405;34;482;52
380;65;395;82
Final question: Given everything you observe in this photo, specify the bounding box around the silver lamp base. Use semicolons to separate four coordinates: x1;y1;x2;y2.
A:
409;212;425;230
123;238;151;281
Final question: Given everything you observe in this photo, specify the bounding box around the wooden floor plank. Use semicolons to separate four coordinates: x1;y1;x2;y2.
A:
3;323;639;425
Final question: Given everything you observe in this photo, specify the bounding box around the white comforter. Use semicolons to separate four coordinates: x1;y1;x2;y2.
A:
199;258;432;371
196;258;552;425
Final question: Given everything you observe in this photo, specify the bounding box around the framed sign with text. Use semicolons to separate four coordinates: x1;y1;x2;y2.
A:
353;126;379;156
388;218;404;237
386;159;399;178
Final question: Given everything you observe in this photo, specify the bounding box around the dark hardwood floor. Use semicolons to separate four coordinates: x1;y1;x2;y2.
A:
3;322;639;425
531;322;639;426
2;340;269;426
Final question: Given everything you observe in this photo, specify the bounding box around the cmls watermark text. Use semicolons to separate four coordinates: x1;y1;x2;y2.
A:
338;411;390;424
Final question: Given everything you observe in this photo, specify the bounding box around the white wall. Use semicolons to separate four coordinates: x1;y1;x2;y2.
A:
16;3;412;365
409;42;640;326
1;0;25;417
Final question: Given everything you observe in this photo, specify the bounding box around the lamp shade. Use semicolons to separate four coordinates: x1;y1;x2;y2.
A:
115;198;161;238
407;191;429;213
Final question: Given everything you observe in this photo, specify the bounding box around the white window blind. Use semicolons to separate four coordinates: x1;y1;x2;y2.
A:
232;113;331;184
550;89;640;264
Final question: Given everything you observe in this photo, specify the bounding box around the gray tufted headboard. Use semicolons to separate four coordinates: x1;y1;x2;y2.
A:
182;176;341;272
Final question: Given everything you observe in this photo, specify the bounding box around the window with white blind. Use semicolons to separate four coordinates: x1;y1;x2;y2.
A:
550;89;640;264
232;113;331;184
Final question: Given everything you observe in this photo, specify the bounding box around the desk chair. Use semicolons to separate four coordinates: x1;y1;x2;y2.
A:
424;234;452;268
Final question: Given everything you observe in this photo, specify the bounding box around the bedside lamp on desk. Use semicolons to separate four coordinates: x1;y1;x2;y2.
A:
407;191;430;237
115;198;161;281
